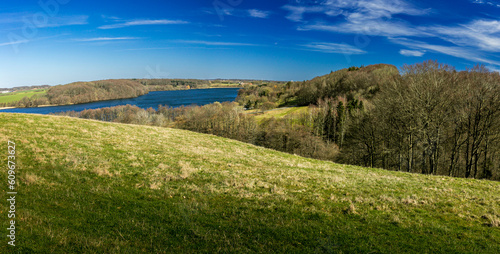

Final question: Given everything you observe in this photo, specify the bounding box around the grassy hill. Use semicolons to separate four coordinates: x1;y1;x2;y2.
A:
0;113;499;253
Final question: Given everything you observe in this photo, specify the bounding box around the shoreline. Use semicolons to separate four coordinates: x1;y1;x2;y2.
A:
0;86;242;111
0;103;75;111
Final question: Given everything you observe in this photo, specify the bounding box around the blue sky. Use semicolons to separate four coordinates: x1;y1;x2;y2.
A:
0;0;499;88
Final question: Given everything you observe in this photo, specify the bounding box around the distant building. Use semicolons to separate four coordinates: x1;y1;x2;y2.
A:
1;91;12;94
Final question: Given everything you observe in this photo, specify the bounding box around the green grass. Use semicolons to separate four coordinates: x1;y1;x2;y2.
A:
209;82;241;87
246;106;309;122
0;113;499;253
0;89;47;104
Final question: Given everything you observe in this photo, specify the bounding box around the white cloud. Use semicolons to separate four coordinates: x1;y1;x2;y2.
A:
99;19;188;29
302;42;366;54
486;66;500;73
74;37;140;42
284;1;500;68
471;0;500;8
426;20;500;52
288;0;430;37
0;13;88;28
172;40;258;47
282;5;326;22
0;40;29;47
283;0;428;22
206;7;272;20
399;49;425;57
248;9;270;19
41;15;88;27
391;38;500;66
300;20;427;37
101;15;121;21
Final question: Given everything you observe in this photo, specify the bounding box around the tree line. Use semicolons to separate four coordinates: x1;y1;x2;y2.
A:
348;62;500;179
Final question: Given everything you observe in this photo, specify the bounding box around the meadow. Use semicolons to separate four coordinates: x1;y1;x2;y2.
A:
0;113;498;253
245;106;309;122
0;89;47;104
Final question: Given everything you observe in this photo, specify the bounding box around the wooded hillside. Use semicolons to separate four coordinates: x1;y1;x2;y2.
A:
46;79;148;105
237;61;500;180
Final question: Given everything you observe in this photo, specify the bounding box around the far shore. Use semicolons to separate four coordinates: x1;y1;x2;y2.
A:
0;104;69;110
0;86;242;111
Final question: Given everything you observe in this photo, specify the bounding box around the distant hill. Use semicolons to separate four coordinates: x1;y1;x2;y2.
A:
0;113;498;252
47;79;149;105
294;63;399;106
236;63;399;109
0;85;50;92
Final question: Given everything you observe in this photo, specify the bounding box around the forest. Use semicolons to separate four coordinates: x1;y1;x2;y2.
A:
0;79;148;108
56;61;500;181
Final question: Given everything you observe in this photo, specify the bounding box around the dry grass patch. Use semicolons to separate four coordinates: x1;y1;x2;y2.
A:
401;195;420;206
22;173;42;185
482;214;500;227
148;161;200;189
344;202;357;214
179;161;199;179
93;162;114;177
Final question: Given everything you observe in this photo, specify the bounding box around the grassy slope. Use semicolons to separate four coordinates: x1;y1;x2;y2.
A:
0;89;47;103
245;107;309;122
0;113;499;253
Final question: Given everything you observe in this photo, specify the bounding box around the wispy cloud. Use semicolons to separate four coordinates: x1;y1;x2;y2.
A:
284;0;500;67
425;20;500;52
42;15;88;27
118;47;175;51
172;40;258;47
302;42;366;54
73;37;140;42
471;0;500;8
0;40;29;47
101;15;122;21
0;12;31;24
283;0;428;22
299;20;427;37
391;38;500;66
205;7;272;19
486;66;500;73
287;0;431;43
282;5;327;22
99;19;189;29
399;49;425;57
288;0;430;37
0;13;88;28
248;9;271;19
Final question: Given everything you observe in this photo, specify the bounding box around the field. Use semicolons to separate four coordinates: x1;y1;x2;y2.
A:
0;113;499;253
245;106;309;122
0;89;47;103
208;82;242;87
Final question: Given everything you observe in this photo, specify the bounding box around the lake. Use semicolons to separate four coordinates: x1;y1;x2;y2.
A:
0;88;240;115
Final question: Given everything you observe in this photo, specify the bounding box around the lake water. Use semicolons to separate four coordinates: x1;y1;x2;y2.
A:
0;88;240;115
